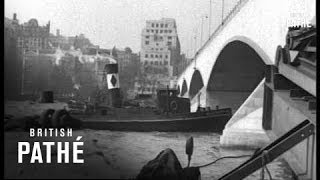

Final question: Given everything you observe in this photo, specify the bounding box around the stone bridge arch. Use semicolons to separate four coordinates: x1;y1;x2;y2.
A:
189;69;204;99
205;36;271;112
180;79;188;97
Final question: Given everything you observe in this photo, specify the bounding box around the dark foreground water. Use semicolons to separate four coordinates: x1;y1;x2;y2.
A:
5;130;295;179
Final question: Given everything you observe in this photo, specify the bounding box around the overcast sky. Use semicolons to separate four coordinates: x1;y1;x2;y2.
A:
5;0;240;57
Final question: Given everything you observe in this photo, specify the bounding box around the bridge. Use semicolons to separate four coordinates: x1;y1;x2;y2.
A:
177;0;315;178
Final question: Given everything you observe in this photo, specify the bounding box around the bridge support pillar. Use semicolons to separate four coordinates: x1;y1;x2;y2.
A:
190;86;207;112
220;80;270;149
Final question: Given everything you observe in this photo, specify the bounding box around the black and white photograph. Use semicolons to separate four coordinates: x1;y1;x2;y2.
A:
4;0;317;179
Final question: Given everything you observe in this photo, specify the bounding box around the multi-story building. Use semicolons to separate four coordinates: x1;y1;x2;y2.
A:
140;18;181;76
15;17;51;52
136;18;182;97
5;13;108;99
5;14;52;97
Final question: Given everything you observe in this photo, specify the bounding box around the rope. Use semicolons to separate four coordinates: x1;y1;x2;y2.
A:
195;155;252;168
192;150;273;180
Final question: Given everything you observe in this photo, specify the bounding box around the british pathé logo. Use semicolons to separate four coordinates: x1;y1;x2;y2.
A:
18;128;84;163
286;0;313;28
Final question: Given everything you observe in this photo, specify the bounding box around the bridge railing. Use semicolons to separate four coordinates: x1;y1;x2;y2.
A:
177;0;250;107
179;0;250;81
194;0;250;59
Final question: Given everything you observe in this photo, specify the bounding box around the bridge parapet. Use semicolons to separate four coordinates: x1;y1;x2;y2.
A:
194;0;250;60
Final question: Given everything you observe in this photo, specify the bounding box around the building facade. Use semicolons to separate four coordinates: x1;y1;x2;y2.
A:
15;18;51;52
135;18;182;97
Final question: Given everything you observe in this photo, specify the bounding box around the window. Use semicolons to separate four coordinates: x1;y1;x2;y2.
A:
156;24;159;27
146;36;149;38
160;48;163;50
155;30;158;33
155;54;158;58
146;30;149;32
165;55;168;58
167;41;172;46
145;54;148;58
151;61;153;65
165;24;168;28
164;30;167;33
155;61;158;65
151;54;154;58
159;61;162;65
151;23;154;27
169;30;172;33
160;24;163;28
145;41;149;45
159;55;162;58
151;30;154;33
145;61;148;65
156;43;159;46
164;61;168;65
168;36;172;39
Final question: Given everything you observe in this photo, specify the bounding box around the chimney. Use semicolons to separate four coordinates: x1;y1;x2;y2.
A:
56;29;60;36
13;13;17;20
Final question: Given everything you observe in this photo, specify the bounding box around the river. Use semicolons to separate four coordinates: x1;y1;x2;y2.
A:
5;130;295;179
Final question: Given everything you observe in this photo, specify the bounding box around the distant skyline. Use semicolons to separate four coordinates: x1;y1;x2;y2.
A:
5;0;239;57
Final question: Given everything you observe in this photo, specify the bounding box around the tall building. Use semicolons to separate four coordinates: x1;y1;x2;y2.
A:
136;18;182;97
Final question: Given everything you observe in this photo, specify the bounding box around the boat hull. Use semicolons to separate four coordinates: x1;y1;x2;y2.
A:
81;113;232;133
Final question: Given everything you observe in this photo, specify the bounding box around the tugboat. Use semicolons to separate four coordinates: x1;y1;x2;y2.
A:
79;88;232;132
75;62;233;132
